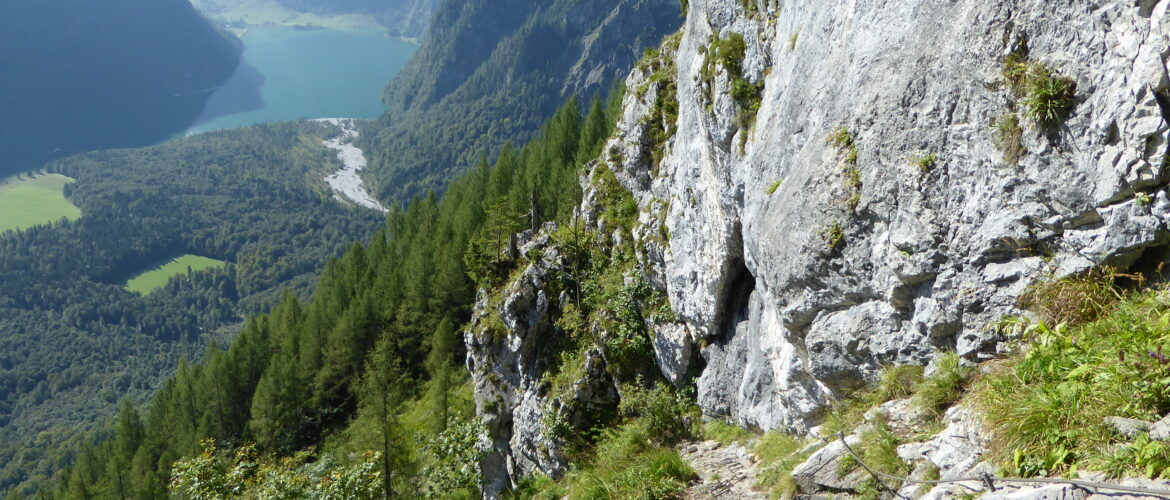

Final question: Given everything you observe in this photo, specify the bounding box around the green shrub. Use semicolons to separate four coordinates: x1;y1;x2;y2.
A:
618;380;700;445
766;179;782;195
788;32;798;51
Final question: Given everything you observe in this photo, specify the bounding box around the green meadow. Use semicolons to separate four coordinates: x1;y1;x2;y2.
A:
0;173;82;233
125;255;228;294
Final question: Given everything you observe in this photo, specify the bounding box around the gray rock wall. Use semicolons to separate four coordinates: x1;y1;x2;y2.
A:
603;0;1168;432
466;0;1170;492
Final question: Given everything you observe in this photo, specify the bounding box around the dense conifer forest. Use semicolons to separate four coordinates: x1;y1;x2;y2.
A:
0;122;385;495
30;93;621;498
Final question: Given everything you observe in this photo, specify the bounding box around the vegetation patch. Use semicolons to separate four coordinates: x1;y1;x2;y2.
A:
0;173;81;234
124;255;228;294
702;419;755;445
974;285;1170;477
911;352;971;421
994;112;1025;167
837;420;911;500
1017;270;1122;327
638;36;682;175
910;152;939;173
701;33;766;141
819;221;846;251
1002;51;1076;129
766;179;783;195
754;431;814;499
519;383;699;499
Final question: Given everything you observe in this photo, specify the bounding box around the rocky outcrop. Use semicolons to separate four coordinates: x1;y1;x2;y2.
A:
468;0;1170;493
600;0;1170;433
464;224;623;498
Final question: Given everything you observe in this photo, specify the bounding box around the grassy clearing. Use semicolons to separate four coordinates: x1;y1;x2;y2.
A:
0;173;81;233
973;284;1170;478
124;255;228;294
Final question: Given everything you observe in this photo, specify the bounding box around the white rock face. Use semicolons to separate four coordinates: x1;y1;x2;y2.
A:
600;0;1170;432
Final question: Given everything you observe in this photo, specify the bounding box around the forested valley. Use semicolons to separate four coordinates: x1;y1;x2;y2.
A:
39;93;620;498
0;122;385;495
361;0;679;203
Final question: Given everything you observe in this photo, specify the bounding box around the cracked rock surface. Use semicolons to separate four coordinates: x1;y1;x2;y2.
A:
603;0;1170;432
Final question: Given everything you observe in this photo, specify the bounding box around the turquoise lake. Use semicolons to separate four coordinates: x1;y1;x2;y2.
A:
187;26;416;134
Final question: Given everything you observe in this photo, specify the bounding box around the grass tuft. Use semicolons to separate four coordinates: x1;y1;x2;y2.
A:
994;113;1025;166
819;221;845;251
911;152;939;172
837;420;910;500
1018;271;1121;327
1002;53;1076;129
911;352;970;420
766;179;783;195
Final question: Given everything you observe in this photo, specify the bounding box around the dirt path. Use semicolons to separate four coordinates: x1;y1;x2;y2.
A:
318;118;388;213
680;440;766;499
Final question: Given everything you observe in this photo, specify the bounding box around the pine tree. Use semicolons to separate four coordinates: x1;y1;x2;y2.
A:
359;337;412;499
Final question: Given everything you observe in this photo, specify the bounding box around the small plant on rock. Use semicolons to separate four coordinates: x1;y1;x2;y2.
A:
1002;52;1076;129
994;113;1025;166
911;152;939;172
820;221;845;251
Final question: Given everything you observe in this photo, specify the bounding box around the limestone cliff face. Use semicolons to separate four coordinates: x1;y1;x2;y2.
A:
467;0;1169;492
614;0;1169;432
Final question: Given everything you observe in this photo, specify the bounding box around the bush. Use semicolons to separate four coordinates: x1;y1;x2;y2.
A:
618;380;700;445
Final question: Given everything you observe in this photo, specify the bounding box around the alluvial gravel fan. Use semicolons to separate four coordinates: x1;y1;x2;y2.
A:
467;0;1168;495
